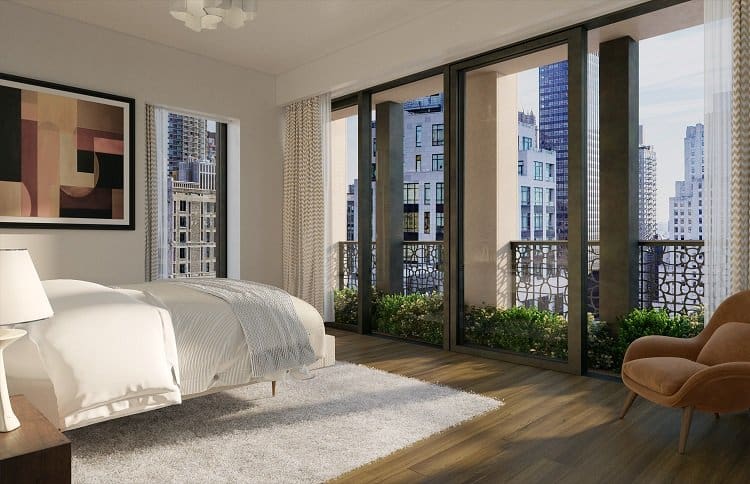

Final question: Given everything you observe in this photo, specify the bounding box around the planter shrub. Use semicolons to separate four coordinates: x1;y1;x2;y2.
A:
464;305;568;360
373;291;443;345
588;308;703;372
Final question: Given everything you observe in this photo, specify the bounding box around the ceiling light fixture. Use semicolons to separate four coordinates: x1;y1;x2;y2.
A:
169;0;257;32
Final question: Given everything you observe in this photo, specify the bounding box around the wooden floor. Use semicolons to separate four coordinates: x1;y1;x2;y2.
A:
327;329;750;484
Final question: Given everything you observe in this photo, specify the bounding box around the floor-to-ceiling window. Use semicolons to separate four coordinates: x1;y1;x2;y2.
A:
367;75;446;344
455;42;581;370
586;0;706;374
155;108;227;279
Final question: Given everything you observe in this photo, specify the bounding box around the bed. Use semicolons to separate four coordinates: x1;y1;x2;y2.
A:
4;279;334;430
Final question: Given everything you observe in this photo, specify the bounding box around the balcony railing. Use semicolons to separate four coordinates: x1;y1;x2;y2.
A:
510;240;704;318
338;240;704;318
338;241;444;294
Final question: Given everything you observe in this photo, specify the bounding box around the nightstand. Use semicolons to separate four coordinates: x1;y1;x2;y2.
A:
0;395;70;483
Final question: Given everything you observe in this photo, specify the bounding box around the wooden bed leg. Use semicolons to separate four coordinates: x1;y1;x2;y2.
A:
619;391;637;419
271;381;276;397
679;406;694;454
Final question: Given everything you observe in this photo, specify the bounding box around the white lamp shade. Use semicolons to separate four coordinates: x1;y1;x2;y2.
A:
0;249;53;325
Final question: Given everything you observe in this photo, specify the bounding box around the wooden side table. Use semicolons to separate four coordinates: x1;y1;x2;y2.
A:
0;395;70;483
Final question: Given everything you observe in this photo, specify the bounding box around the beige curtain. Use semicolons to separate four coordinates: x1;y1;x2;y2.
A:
145;104;160;281
282;95;331;318
731;0;750;292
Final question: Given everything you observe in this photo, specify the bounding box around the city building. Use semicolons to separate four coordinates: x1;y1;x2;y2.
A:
668;123;705;241
517;111;557;240
166;112;208;164
539;56;600;240
638;125;658;240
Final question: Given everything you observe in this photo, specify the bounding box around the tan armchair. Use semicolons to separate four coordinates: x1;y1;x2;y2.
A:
619;291;750;453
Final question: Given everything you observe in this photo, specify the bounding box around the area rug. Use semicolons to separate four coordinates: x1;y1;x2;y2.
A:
68;362;501;483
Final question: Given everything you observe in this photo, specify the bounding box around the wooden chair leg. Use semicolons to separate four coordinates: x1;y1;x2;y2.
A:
679;406;694;454
619;391;638;419
271;381;276;397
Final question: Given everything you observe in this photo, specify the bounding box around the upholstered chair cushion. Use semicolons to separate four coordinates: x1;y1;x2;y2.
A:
622;357;707;396
696;322;750;366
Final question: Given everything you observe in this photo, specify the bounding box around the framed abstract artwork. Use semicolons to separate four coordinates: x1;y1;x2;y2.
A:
0;73;135;229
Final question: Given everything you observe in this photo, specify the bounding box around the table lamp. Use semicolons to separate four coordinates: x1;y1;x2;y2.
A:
0;249;53;432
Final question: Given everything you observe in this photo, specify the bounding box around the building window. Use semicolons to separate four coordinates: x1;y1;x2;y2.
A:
179;248;186;259
436;182;444;204
521;213;530;230
373;137;377;157
534;162;543;181
415;154;422;171
547;188;554;203
521;136;533;150
546;163;554;180
415;125;422;147
404;183;419;204
179;216;187;228
521;186;530;205
436;212;444;233
432;153;444;171
424;212;431;234
534;187;543;205
424;183;431;203
179;200;187;212
404;212;418;232
534;213;543;231
432;124;444;146
518;160;524;175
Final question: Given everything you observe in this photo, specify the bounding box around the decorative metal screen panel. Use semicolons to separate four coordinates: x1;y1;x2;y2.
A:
511;241;600;318
403;242;444;294
638;241;704;317
512;242;569;314
338;241;443;294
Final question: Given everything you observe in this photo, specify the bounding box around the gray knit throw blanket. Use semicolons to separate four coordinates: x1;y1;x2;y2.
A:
173;278;316;377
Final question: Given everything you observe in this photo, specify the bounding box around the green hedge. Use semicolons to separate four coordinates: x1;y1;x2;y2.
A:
333;289;704;371
588;308;703;372
464;305;568;359
373;292;443;344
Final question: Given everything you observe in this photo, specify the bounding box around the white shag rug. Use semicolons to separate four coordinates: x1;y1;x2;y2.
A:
68;362;501;483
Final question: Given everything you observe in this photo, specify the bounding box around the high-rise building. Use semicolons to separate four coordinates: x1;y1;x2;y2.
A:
539;61;569;239
668;123;705;241
517;111;557;241
638;126;658;239
166;112;208;165
539;56;600;240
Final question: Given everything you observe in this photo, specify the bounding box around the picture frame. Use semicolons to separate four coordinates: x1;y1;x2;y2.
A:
0;73;135;230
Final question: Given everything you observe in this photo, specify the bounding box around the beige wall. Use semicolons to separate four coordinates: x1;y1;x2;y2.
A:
0;2;282;286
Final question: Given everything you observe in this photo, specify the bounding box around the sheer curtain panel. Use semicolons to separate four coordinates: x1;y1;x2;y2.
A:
705;0;733;316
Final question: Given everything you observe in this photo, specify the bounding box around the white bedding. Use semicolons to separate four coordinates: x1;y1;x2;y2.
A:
6;280;181;430
5;279;327;430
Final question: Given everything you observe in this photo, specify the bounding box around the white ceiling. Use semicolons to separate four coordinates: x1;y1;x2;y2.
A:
13;0;457;75
13;0;654;79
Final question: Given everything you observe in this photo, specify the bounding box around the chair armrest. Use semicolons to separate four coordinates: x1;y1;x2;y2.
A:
623;335;702;364
674;362;750;412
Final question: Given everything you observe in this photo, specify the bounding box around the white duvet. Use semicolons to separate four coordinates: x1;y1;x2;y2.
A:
5;279;326;430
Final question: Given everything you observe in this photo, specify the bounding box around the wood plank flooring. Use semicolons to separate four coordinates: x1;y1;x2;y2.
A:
327;329;750;484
